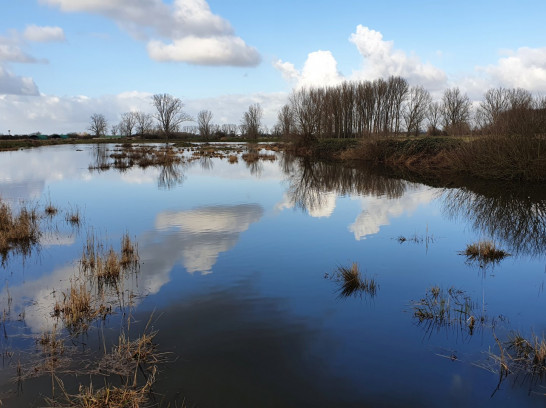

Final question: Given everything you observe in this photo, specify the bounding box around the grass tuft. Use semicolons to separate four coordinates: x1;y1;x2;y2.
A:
462;240;510;265
329;263;378;298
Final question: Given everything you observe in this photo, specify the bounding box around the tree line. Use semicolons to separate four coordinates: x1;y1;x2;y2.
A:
275;78;546;142
89;93;265;140
89;81;546;142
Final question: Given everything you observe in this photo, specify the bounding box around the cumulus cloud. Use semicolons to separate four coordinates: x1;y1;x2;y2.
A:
0;67;39;95
275;191;337;218
40;0;260;66
275;25;447;91
480;47;546;92
23;25;65;42
147;36;260;66
349;25;446;89
274;51;343;89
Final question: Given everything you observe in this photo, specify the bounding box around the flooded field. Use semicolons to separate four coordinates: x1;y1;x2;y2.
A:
0;143;545;407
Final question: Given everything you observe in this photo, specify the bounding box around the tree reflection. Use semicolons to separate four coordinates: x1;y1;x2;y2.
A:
281;156;409;216
442;185;546;258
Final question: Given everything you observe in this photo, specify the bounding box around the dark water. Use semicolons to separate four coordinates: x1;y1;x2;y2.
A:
0;144;545;407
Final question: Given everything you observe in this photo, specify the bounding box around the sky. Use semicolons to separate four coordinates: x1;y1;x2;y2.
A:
1;0;546;134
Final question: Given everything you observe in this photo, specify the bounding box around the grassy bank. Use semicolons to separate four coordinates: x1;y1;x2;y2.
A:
290;135;546;183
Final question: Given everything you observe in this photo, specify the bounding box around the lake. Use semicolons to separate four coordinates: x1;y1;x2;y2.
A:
0;143;545;407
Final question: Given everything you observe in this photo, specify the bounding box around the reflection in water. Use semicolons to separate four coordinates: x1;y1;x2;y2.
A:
158;160;185;189
149;204;264;275
443;186;546;258
280;157;409;219
412;286;488;341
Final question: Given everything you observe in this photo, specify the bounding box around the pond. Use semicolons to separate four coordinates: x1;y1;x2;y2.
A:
0;143;545;407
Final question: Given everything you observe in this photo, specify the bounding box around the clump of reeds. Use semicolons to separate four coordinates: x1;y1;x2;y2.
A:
484;331;546;392
0;199;40;263
52;282;94;332
45;203;58;216
120;233;139;271
461;240;510;265
412;286;481;335
242;152;259;163
228;155;238;164
328;263;378;298
65;208;81;227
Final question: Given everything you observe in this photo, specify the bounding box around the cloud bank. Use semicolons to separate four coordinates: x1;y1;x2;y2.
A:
40;0;260;66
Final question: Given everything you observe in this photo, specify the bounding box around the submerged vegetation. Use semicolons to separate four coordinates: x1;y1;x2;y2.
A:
461;240;510;266
0;199;40;264
412;286;485;336
327;263;378;298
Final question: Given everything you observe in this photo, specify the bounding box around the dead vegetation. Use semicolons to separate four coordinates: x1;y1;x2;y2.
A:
326;263;378;298
461;240;510;266
412;286;486;337
0;199;40;264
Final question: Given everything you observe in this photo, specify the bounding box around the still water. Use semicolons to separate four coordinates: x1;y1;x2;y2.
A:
0;143;545;407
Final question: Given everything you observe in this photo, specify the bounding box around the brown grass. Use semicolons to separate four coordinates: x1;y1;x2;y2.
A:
228;155;238;164
329;263;378;298
462;240;510;265
0;199;40;263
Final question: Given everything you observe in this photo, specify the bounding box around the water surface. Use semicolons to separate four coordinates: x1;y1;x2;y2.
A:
0;144;545;407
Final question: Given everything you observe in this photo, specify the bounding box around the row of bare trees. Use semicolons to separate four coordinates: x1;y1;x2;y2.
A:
275;78;546;141
90;94;264;140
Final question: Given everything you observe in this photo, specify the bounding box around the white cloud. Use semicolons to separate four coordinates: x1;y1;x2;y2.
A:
274;51;343;89
349;25;447;90
40;0;261;67
480;47;546;92
23;25;65;42
0;67;39;96
275;26;447;91
0;90;287;135
147;36;260;66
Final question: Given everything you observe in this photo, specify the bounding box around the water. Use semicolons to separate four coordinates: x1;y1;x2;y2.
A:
0;143;545;407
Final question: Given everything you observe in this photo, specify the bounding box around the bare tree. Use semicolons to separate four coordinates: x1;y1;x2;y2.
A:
276;104;294;139
404;86;431;136
197;110;214;139
89;113;108;137
241;103;263;140
441;87;471;135
152;93;191;138
426;102;442;135
134;111;154;136
119;112;137;137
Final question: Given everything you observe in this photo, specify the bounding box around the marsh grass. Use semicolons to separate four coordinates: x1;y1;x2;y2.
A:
483;331;546;395
461;240;510;266
0;199;40;264
328;263;378;298
65;207;81;227
228;155;238;164
412;286;483;336
21;316;166;408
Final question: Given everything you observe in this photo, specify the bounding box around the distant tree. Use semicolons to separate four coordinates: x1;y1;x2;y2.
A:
403;86;431;136
426;102;442;135
134;111;154;136
197;110;214;139
241;103;263;140
119;112;137;137
276;104;295;139
111;124;120;136
151;94;191;138
89;113;108;137
441;87;471;135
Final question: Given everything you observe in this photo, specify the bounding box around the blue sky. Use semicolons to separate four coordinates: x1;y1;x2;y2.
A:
1;0;545;134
